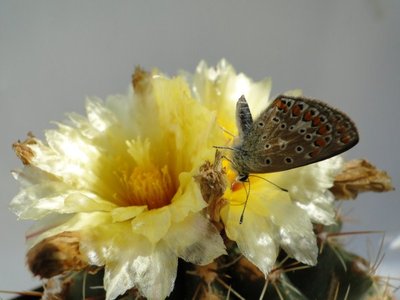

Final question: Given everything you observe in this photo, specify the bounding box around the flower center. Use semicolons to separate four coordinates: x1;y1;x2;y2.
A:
121;165;175;209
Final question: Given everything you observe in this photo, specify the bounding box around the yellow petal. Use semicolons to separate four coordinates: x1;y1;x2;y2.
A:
222;203;279;275
164;213;226;264
103;241;177;300
111;206;147;222
131;207;171;244
169;173;207;222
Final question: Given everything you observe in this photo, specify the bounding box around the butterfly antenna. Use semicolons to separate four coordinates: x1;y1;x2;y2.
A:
218;125;236;137
213;145;235;151
249;174;288;192
239;179;250;224
215;153;236;168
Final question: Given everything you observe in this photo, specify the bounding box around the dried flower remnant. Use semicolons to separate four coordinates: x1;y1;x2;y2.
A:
12;132;36;165
26;231;87;278
330;159;394;199
195;150;227;229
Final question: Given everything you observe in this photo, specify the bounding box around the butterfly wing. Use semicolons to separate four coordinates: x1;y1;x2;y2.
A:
236;95;253;140
236;95;359;174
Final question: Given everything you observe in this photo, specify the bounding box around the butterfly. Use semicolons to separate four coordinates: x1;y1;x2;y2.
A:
231;94;359;182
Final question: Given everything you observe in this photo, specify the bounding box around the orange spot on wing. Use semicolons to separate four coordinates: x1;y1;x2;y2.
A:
312;116;321;126
275;99;284;108
303;111;312;121
292;105;302;116
275;99;288;112
309;149;320;158
318;125;328;135
341;135;351;144
314;138;326;147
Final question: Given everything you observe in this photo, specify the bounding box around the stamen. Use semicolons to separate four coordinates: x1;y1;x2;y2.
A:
119;165;175;209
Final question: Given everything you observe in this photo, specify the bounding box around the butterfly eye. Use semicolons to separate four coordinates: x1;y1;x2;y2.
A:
265;158;272;165
265;143;271;149
289;125;296;131
258;121;265;127
262;135;267;140
279;123;287;129
272;117;280;123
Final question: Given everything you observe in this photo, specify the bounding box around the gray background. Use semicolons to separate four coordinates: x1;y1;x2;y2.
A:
1;1;399;297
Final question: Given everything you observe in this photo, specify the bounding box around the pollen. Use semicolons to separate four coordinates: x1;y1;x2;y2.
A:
120;165;176;209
